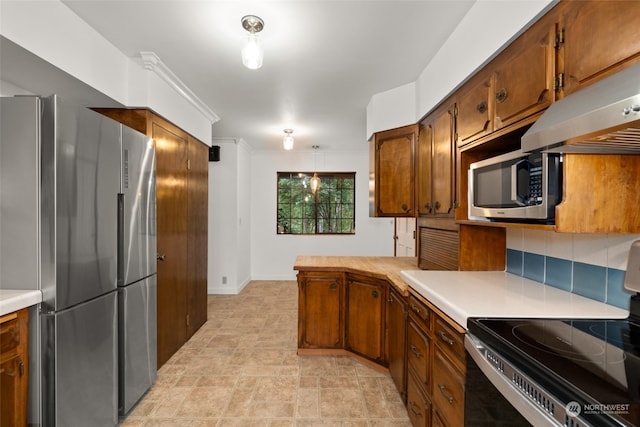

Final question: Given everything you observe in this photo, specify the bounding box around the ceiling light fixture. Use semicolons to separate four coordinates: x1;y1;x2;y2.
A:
283;129;294;150
241;15;264;70
310;145;321;193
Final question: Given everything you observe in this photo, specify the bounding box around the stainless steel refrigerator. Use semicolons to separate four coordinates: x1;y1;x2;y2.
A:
0;95;156;426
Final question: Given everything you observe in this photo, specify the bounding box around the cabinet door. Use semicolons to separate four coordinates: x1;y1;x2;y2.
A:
432;350;465;427
430;107;456;216
298;274;344;349
493;21;555;129
0;355;26;427
154;121;189;368
407;370;431;427
346;276;385;362
385;287;407;400
373;125;418;217
186;136;208;338
416;125;432;216
456;75;493;147
562;0;640;96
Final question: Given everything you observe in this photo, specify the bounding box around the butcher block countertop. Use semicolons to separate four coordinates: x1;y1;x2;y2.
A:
293;256;419;296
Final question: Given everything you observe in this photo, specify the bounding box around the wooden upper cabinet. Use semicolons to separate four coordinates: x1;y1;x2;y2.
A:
560;0;640;96
456;74;493;147
492;19;556;130
416;125;432;216
418;105;456;217
370;124;418;217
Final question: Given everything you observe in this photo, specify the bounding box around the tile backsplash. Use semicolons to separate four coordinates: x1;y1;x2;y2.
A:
506;229;640;310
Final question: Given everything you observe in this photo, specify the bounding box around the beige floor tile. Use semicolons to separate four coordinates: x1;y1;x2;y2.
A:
121;281;410;426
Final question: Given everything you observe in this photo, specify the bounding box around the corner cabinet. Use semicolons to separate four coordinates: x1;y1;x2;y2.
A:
346;274;386;364
93;108;208;367
370;124;419;217
1;308;29;427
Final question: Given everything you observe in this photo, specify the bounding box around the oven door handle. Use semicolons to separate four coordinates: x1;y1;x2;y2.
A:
464;334;563;427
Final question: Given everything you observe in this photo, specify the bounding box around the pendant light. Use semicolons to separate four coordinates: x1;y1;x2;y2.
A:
310;145;321;193
241;15;264;70
283;129;294;150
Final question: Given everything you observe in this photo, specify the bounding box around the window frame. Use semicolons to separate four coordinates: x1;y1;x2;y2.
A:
276;171;356;235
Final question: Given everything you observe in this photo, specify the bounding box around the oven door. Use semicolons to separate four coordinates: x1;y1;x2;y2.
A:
465;333;561;427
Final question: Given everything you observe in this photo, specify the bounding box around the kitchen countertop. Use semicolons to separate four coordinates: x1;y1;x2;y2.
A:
293;256;419;296
401;270;630;329
0;289;42;316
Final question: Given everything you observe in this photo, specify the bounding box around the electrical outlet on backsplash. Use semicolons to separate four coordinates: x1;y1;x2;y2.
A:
505;229;640;310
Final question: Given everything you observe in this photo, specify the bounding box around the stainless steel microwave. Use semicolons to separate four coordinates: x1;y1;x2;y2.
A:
468;149;562;222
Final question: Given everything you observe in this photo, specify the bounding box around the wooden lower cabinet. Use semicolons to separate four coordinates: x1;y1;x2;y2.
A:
297;270;466;426
346;273;385;363
298;272;344;349
407;290;466;427
386;286;408;401
407;367;431;427
1;308;29;427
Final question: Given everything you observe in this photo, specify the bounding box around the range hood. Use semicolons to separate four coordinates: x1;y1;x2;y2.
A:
522;61;640;153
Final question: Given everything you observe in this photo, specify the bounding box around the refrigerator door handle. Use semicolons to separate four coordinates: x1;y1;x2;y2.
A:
118;193;125;286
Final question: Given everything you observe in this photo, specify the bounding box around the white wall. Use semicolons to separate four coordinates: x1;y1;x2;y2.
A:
208;139;252;294
249;149;395;281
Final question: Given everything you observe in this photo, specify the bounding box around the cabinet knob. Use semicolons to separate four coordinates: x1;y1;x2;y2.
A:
476;100;487;113
401;203;409;212
495;88;508;103
329;283;337;290
157;254;166;261
371;290;379;298
433;201;441;211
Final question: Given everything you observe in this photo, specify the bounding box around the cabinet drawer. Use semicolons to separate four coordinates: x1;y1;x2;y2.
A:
0;316;20;356
432;350;465;427
433;316;465;366
407;370;431;427
407;319;430;389
407;295;430;329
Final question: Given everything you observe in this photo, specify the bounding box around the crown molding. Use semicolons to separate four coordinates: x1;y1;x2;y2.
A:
139;51;220;124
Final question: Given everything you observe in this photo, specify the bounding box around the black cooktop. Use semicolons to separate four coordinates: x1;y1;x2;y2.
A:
468;315;640;426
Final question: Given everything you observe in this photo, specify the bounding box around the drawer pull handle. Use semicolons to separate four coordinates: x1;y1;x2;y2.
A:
408;401;422;416
438;384;455;404
438;330;454;346
409;345;422;358
410;304;420;314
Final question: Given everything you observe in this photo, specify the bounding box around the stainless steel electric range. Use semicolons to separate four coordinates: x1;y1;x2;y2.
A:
465;241;640;427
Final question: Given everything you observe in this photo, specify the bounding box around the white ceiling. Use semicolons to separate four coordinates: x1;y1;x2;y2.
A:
59;1;475;151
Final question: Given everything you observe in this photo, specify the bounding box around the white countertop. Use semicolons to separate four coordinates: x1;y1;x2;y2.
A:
400;270;629;329
0;289;42;316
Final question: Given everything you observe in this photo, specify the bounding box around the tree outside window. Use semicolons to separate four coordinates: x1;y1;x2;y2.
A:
277;172;355;235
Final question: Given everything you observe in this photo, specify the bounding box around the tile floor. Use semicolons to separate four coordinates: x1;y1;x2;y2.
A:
121;280;411;426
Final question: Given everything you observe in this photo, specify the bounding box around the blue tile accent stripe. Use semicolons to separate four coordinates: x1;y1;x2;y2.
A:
507;251;631;310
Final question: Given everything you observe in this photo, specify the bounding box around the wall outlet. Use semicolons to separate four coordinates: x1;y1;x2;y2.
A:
222;276;227;285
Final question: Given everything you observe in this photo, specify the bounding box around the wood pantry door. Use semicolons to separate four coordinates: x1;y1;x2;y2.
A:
153;123;188;368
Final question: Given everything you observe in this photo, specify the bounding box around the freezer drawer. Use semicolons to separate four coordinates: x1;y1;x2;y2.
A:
41;292;118;427
118;276;157;415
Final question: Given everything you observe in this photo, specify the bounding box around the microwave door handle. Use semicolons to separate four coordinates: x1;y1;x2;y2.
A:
511;160;528;207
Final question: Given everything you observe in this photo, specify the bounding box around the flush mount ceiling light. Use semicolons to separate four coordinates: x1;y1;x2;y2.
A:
241;15;264;70
283;129;294;150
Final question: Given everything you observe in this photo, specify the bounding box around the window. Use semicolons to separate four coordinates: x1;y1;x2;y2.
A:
277;172;355;234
